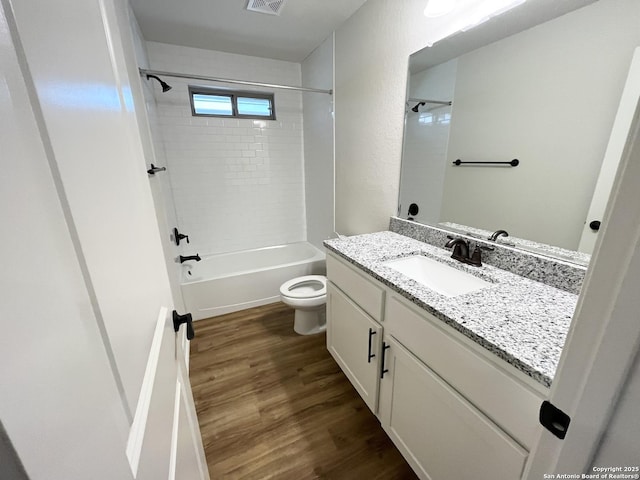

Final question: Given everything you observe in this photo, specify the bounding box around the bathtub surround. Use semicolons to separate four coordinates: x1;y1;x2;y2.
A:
146;42;306;256
390;217;586;295
301;33;336;249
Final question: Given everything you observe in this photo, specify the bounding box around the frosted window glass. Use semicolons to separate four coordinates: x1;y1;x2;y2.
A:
237;97;272;117
192;94;233;116
190;88;275;119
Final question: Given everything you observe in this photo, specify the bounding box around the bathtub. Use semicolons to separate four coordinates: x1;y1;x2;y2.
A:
181;242;326;320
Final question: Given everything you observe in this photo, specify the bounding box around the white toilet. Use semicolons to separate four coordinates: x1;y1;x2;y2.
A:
279;275;327;335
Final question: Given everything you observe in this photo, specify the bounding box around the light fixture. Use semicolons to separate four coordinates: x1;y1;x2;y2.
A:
424;0;457;18
423;0;527;46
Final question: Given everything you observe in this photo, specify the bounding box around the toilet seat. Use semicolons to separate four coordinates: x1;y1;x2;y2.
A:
279;275;326;299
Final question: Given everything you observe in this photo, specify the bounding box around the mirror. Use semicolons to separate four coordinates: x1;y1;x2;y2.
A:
399;0;640;263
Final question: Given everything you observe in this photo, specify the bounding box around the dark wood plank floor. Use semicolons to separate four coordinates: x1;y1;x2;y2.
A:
190;302;418;479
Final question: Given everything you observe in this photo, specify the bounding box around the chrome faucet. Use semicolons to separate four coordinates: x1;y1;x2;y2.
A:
488;229;509;241
445;237;483;267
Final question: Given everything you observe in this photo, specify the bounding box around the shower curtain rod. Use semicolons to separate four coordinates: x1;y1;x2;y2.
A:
139;68;333;95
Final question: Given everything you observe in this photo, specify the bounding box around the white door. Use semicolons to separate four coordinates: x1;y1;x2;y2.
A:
2;0;209;477
0;2;133;477
132;311;208;480
175;336;210;480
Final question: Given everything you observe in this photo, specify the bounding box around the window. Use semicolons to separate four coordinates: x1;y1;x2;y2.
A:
189;87;276;120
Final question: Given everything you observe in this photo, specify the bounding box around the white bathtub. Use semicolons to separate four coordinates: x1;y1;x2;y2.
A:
180;242;326;320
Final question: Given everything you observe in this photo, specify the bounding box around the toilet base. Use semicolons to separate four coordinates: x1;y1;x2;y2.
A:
294;307;327;335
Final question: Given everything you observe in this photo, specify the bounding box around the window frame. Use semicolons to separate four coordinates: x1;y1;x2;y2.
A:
188;86;276;120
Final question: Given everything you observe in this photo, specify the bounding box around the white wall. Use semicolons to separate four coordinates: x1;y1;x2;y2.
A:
334;0;456;235
399;59;456;224
146;42;306;256
439;0;640;250
301;34;335;249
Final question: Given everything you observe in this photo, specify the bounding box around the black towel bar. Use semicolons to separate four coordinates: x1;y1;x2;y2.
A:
453;159;519;167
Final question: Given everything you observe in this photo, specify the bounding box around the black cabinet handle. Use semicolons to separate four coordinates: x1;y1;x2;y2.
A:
367;328;377;363
172;310;194;340
589;220;601;232
380;342;390;379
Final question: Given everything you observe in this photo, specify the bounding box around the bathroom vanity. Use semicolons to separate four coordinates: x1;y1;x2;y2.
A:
324;230;579;480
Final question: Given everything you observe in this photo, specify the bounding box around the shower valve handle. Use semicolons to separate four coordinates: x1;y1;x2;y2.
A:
173;310;195;340
173;227;190;246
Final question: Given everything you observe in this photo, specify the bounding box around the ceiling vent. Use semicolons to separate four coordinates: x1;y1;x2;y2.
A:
246;0;287;16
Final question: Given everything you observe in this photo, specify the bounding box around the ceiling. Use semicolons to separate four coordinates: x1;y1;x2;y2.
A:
130;0;369;63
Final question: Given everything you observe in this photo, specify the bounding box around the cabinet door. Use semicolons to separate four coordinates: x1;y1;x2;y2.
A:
327;282;382;413
379;337;528;480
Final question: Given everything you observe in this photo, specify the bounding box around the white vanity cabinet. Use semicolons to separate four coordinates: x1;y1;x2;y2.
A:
325;251;548;480
378;336;528;480
327;283;382;412
326;254;385;413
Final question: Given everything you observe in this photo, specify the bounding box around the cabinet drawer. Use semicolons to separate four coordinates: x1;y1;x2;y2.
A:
385;294;544;450
326;252;384;321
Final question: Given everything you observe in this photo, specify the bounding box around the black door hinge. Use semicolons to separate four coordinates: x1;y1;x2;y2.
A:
539;400;571;439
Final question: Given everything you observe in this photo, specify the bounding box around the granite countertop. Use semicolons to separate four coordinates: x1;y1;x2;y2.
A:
324;231;579;388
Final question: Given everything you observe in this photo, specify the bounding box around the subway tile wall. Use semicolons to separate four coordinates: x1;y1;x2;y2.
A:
146;41;306;256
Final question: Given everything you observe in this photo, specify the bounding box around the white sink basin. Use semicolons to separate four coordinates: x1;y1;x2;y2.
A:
381;255;492;297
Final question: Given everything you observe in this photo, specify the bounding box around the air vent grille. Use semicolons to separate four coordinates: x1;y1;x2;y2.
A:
246;0;287;16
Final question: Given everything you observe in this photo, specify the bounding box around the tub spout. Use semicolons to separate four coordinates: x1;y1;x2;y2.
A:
179;254;201;263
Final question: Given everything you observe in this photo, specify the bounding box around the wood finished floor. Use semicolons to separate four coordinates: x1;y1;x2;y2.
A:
189;302;418;480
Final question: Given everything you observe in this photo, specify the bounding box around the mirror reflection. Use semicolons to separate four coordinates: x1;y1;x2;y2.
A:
399;0;640;259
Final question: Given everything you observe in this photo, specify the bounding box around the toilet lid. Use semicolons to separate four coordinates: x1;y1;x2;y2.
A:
280;275;327;299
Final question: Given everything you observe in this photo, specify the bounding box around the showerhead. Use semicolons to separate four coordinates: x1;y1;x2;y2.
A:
146;74;172;92
411;102;426;112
